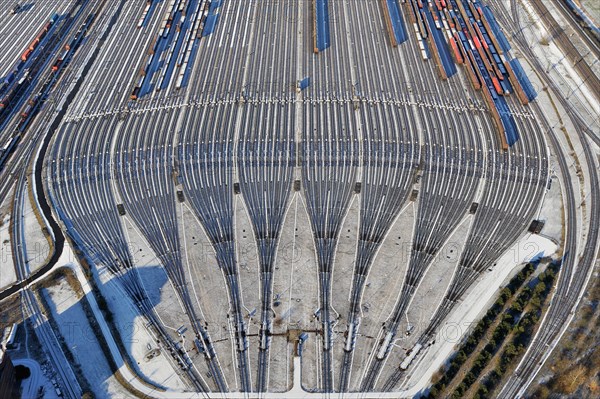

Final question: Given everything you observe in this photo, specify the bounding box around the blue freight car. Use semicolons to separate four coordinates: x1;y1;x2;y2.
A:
386;0;408;44
509;59;537;101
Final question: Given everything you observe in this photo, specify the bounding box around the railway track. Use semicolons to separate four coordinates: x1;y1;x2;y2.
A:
499;88;599;399
489;0;600;396
43;1;215;393
12;172;82;399
550;0;600;59
3;0;596;392
529;0;600;103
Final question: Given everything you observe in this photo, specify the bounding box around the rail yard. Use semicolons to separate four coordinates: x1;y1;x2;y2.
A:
0;0;598;398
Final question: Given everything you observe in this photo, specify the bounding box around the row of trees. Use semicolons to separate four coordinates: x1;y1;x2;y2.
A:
472;262;560;398
425;263;537;398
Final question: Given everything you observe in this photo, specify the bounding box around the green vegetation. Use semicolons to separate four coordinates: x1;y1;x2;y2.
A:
530;258;600;398
426;263;536;398
472;262;559;398
426;261;561;398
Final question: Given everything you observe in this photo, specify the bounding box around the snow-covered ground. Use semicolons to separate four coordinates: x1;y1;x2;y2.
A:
23;186;50;274
121;215;189;334
578;0;600;27
94;265;187;391
516;0;600;131
12;358;61;399
536;173;563;245
0;211;15;289
400;234;559;394
41;273;130;398
1;181;54;287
